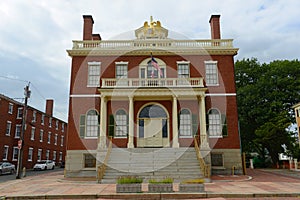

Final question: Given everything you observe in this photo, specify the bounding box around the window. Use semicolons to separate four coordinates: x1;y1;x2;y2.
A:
41;114;45;125
84;154;96;168
12;147;19;161
205;61;218;85
211;153;224;167
28;148;33;161
49;117;52;127
48;132;51;144
53;151;56;161
40;130;44;142
8;103;13;114
32;111;36;122
54;134;58;145
207;109;222;137
6;121;12;136
17;107;23;119
177;61;190;78
59;152;63;161
115;110;128;138
15;124;21;138
30;127;35;141
179;109;192;137
116;62;128;78
80;110;100;138
62;123;65;132
3;145;9;160
61;136;64;146
38;149;42;161
87;62;101;87
46;150;50;160
55;120;59;130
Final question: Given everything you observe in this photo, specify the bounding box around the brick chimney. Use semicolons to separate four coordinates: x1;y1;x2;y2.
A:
83;15;94;40
209;15;221;39
46;99;54;116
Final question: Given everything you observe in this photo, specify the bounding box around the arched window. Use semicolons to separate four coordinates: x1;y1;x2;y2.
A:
115;110;128;138
207;109;221;137
179;109;192;137
80;110;100;138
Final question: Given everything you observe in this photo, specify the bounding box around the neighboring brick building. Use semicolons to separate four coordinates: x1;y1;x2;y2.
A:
0;94;67;169
66;15;242;177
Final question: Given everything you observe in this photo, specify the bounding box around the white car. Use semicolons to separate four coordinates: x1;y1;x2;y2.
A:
33;160;55;170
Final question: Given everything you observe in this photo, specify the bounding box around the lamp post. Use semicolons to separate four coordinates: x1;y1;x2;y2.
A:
16;83;31;179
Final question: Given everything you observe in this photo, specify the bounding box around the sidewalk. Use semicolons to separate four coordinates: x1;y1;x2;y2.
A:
0;169;299;199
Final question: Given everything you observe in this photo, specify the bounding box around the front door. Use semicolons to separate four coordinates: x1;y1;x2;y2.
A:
144;118;163;147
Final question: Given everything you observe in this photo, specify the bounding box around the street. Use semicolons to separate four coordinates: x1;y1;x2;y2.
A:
0;167;64;183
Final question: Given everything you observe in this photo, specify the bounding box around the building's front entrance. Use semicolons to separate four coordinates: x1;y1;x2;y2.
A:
144;118;163;147
137;104;169;147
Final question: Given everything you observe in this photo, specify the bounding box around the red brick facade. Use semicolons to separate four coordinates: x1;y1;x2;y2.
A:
66;14;241;175
0;94;67;169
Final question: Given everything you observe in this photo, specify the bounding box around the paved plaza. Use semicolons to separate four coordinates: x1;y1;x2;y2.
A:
0;169;299;199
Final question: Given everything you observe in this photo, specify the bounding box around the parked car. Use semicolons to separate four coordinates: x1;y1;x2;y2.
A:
33;160;55;170
0;162;15;175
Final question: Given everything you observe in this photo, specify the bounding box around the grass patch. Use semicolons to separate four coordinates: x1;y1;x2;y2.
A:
116;176;143;184
149;177;173;184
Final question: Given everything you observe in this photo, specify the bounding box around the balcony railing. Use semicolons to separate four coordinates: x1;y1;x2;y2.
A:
72;39;234;50
101;78;204;88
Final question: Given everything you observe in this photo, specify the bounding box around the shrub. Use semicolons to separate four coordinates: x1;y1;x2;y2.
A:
117;176;143;184
181;179;205;184
149;177;173;184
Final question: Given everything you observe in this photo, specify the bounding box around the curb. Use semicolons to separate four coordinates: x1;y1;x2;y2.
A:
3;192;300;200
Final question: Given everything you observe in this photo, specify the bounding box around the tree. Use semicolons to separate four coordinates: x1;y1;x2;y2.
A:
235;58;300;166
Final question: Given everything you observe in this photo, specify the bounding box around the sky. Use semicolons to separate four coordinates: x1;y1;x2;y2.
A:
0;0;299;122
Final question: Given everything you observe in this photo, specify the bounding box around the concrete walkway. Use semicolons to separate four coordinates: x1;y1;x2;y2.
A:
0;169;299;199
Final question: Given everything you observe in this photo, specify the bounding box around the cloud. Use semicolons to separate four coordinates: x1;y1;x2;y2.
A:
0;0;299;121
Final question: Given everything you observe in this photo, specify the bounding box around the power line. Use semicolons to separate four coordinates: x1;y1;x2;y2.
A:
0;75;29;83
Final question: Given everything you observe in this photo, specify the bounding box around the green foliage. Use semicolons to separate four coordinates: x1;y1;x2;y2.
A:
181;179;205;184
116;176;143;184
235;58;300;166
149;177;173;184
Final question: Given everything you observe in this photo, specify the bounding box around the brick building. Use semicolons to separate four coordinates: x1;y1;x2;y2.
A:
0;94;67;169
66;15;242;178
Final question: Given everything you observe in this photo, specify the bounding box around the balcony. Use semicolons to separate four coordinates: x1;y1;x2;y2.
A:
72;39;234;50
101;78;204;88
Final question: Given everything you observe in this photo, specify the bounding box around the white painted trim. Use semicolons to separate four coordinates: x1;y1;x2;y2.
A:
206;93;236;97
70;94;101;98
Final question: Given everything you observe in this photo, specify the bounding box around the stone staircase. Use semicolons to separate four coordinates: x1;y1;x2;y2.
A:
99;147;203;183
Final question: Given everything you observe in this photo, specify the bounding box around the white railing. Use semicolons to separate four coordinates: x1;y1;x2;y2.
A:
101;77;204;88
72;39;233;50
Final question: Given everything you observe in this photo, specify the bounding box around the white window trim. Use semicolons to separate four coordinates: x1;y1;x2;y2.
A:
28;147;33;161
38;149;42;161
32;111;37;122
6;121;12;136
41;114;45;125
54;134;58;145
179;108;193;138
61;136;64;147
15;124;22;138
12;147;19;161
3;145;9;161
48;132;51;144
177;61;191;79
31;127;35;141
87;61;101;87
115;61;128;79
207;108;223;138
205;60;219;86
40;130;44;142
17;107;23;119
8;103;13;114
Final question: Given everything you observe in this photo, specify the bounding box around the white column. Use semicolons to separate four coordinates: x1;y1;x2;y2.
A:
127;96;134;148
294;159;298;170
98;95;107;149
199;94;210;149
172;96;179;148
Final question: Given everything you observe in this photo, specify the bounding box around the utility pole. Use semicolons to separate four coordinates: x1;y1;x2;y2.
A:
16;82;31;179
